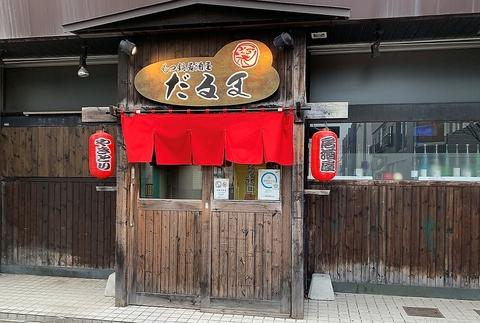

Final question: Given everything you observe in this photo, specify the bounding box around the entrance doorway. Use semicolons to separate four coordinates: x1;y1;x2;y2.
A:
126;165;292;315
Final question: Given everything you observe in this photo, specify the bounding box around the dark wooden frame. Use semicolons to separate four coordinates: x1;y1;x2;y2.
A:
0;62;4;122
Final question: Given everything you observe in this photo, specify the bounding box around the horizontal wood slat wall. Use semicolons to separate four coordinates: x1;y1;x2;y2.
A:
305;181;480;289
135;209;201;296
1;178;116;269
210;211;283;301
0;125;116;178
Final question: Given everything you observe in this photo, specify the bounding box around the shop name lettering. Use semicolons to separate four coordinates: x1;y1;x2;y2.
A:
320;136;336;172
162;61;251;101
95;138;112;171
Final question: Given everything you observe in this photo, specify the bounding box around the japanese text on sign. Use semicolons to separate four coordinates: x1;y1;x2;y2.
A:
320;136;336;173
95;138;112;171
134;40;280;107
258;169;280;201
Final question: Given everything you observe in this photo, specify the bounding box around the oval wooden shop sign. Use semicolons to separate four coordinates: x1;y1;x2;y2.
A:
134;40;280;107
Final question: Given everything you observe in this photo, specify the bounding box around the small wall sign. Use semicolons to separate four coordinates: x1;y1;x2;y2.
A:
214;178;229;200
258;169;280;200
134;40;280;106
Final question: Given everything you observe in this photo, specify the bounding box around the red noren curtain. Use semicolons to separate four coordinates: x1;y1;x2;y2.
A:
120;111;293;166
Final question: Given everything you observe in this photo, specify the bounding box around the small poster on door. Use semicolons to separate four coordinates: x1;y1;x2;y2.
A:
214;178;229;200
258;169;280;200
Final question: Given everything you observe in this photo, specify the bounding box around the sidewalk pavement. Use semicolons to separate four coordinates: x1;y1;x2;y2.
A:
0;274;479;322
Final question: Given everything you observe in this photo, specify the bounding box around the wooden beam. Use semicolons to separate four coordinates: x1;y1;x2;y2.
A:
291;31;306;319
304;102;348;120
280;165;292;315
304;189;330;196
0;62;4;126
115;125;129;306
139;199;202;211
127;164;139;303
0;181;5;267
291;123;305;319
200;166;213;307
211;200;281;213
115;51;129;307
81;107;117;123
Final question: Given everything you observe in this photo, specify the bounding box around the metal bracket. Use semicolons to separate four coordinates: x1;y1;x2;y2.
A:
294;101;304;123
304;189;330;196
96;186;117;192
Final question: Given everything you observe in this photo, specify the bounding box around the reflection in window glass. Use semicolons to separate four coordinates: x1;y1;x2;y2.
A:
214;163;281;200
140;164;202;199
309;122;480;181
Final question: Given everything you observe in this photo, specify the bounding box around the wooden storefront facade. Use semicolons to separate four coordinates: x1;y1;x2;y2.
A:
1;0;480;320
111;31;307;317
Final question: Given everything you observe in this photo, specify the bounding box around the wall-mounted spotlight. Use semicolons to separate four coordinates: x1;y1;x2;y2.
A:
119;39;137;56
78;46;89;78
273;32;294;49
370;40;380;58
371;27;383;58
0;49;7;66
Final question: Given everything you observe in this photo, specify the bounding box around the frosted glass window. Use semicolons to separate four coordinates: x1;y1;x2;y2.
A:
308;121;480;181
140;165;202;199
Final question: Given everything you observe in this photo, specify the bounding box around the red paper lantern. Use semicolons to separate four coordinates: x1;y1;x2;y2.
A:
311;129;338;182
89;130;115;179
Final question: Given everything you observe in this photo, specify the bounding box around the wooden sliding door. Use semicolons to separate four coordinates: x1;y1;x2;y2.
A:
209;199;291;315
129;199;202;306
127;166;292;315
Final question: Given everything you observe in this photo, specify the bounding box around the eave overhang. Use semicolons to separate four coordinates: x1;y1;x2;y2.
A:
62;0;350;35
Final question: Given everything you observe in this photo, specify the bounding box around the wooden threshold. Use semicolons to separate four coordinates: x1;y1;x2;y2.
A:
138;199;202;211
131;293;200;308
205;298;287;317
211;200;281;213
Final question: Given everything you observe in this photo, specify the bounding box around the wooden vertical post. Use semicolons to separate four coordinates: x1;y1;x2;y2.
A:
0;61;4;128
115;51;130;307
0;181;5;270
127;164;139;302
291;31;306;319
200;166;213;307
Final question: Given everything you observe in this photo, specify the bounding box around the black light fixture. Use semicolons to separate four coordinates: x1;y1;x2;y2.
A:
371;27;383;58
77;46;89;78
370;39;380;58
0;49;6;65
119;39;137;56
273;32;294;49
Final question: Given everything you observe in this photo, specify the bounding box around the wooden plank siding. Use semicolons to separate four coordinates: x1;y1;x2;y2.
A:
1;124;117;272
209;211;284;301
0;125;116;178
134;209;201;297
1;178;116;269
305;180;480;290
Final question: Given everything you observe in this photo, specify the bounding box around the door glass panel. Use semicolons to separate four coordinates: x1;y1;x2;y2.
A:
140;164;202;199
214;163;280;200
